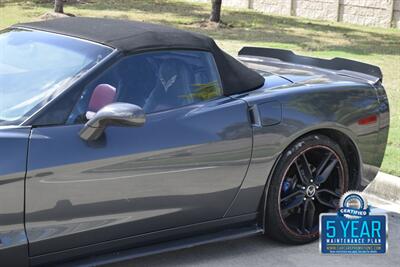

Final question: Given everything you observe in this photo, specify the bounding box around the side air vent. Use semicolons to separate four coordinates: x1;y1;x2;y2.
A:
248;105;262;127
249;101;282;127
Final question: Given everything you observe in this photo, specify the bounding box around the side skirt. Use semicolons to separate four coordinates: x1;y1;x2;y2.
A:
30;213;262;266
64;226;262;267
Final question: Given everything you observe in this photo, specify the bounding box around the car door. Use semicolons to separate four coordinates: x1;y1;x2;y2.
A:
25;50;253;255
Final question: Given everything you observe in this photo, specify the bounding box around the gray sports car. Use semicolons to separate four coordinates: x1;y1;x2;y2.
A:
0;17;389;266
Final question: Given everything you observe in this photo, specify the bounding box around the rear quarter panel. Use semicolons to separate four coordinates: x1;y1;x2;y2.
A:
226;78;387;216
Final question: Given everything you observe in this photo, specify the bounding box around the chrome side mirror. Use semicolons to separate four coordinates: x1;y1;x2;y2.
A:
79;102;146;141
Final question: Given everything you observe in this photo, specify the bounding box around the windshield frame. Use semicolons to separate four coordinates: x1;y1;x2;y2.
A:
0;27;117;127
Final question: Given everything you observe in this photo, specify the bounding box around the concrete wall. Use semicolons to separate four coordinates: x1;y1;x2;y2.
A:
252;0;292;16
395;0;400;28
195;0;249;8
294;0;339;21
339;0;392;27
191;0;399;28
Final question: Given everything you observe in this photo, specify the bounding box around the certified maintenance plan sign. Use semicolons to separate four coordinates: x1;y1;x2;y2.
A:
320;191;387;254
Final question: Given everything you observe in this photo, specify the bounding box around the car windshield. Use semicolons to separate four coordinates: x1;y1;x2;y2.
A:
0;29;113;126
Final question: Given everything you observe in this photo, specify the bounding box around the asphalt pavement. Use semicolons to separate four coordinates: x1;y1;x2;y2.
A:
110;211;399;267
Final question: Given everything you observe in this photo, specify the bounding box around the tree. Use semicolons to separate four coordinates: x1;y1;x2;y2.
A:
210;0;222;23
54;0;65;13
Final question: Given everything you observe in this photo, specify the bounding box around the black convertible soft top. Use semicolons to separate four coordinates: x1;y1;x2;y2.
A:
13;17;264;95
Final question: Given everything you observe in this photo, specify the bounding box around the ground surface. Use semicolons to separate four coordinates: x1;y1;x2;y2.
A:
1;0;399;175
110;212;399;267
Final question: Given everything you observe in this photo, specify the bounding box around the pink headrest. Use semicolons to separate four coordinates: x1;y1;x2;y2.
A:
88;84;117;113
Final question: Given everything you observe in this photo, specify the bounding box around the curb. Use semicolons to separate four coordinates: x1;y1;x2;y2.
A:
364;172;400;213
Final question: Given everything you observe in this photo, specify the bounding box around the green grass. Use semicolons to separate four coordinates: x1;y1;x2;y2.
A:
1;0;399;175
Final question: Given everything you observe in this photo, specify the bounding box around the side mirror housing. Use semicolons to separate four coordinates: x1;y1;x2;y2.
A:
79;102;145;141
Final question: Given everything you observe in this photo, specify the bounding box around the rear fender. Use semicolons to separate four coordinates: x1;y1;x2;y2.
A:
226;80;382;218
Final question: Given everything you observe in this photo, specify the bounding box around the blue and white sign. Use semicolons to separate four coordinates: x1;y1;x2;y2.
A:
320;191;387;254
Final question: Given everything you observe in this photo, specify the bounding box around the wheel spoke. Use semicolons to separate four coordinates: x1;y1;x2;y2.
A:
315;190;338;209
301;199;315;231
317;158;338;184
301;200;308;230
306;201;316;230
301;153;313;179
281;190;304;203
295;153;312;185
317;188;341;199
281;193;305;211
316;198;337;209
316;152;332;177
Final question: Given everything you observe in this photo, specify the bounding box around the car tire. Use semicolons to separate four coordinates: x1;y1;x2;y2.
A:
264;134;349;244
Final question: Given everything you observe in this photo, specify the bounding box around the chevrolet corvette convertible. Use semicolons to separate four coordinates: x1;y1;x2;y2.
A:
0;18;389;266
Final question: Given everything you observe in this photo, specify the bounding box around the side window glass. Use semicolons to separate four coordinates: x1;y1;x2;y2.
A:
67;51;222;124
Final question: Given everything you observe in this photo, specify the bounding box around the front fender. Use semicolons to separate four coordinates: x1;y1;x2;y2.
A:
0;126;30;267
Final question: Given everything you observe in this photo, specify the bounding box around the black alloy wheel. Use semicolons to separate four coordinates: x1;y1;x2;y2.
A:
265;134;349;244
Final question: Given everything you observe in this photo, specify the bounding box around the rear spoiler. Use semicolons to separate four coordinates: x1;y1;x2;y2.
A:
239;47;382;83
